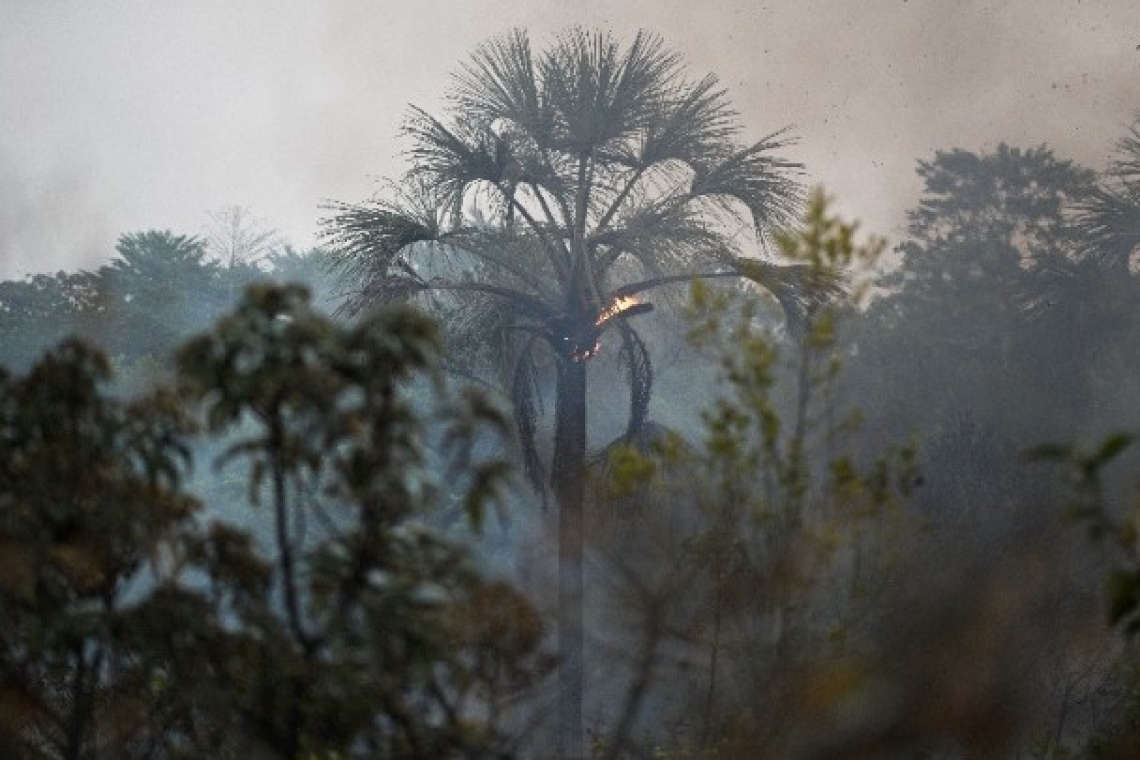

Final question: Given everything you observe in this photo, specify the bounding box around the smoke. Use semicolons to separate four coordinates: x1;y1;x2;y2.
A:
1;0;1137;279
0;149;112;277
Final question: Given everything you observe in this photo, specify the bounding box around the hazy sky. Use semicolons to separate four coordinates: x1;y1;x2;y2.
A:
2;0;1138;278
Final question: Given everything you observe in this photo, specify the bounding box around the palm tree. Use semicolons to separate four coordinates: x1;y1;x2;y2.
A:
1072;117;1140;273
323;28;837;757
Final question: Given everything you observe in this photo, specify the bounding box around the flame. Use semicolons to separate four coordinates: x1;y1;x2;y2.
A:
595;295;641;326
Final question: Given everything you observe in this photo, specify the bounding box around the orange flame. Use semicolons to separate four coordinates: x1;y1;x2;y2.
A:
596;295;641;326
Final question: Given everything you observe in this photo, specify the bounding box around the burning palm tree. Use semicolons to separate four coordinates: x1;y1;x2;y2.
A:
323;28;840;757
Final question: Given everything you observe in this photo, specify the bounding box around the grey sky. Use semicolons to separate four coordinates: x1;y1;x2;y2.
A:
2;0;1138;278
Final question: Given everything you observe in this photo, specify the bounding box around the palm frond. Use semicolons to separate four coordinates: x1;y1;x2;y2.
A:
321;189;447;316
508;136;575;199
1018;253;1098;320
453;29;553;142
1108;119;1140;187
591;197;731;279
690;130;805;241
541;29;680;153
455;227;560;299
323;184;558;322
404;108;520;215
1070;118;1140;270
735;258;845;333
638;74;738;169
1071;185;1140;270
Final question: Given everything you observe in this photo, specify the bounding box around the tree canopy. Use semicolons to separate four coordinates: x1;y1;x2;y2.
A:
0;284;543;759
323;28;840;490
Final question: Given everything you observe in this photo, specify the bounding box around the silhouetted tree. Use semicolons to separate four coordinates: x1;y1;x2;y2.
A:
203;205;281;270
850;144;1096;442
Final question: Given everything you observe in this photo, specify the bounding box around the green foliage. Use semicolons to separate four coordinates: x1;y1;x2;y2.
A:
586;195;916;758
587;185;1139;758
1030;432;1140;755
97;231;231;358
0;284;544;759
0;338;200;758
0;228;338;382
172;284;541;759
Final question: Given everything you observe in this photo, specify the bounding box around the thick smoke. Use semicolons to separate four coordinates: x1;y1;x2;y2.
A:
2;0;1137;278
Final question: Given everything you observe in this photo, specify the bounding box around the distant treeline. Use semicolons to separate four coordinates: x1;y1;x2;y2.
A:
0;233;334;374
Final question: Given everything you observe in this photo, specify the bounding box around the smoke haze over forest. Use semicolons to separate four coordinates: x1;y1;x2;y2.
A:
8;4;1140;756
2;0;1138;277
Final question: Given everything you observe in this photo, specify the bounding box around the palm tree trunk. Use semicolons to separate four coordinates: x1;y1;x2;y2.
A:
552;356;587;760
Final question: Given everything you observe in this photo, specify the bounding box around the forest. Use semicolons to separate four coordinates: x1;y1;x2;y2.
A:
3;27;1140;760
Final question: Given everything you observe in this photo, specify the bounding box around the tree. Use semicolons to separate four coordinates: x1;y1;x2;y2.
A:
580;195;1116;758
582;193;909;758
322;29;835;756
849;144;1097;443
0;271;103;370
1072;116;1140;274
0;285;544;759
203;205;281;270
261;246;338;309
0;339;202;759
175;283;543;758
96;231;231;360
203;205;285;306
1054;118;1140;429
